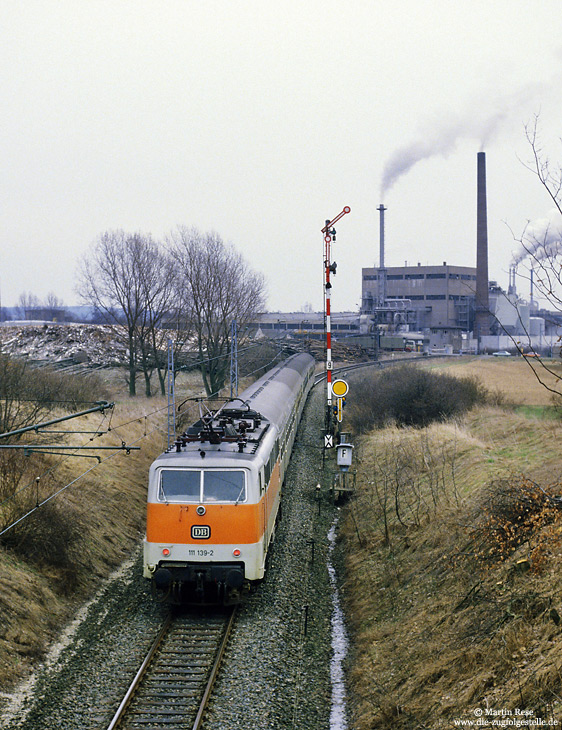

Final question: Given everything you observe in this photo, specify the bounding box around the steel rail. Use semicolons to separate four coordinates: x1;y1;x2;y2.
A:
106;613;173;730
312;354;448;386
105;607;237;730
191;605;238;730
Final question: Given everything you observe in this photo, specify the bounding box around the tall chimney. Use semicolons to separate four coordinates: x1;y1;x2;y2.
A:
474;152;490;340
508;265;517;296
377;204;387;306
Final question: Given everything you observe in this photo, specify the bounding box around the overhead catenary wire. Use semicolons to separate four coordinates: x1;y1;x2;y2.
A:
0;424;161;538
236;346;286;380
0;407;114;509
0;354;411;520
0;401;114;441
166;340;264;372
0;338;288;535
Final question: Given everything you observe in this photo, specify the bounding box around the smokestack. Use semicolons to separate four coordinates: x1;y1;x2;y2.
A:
508;265;517;296
474;152;491;340
378;204;386;268
377;204;387;306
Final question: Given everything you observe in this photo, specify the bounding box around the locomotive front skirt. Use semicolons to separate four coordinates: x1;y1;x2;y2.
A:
143;353;315;604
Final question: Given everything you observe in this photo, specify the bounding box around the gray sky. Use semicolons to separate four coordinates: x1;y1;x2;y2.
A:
2;0;562;312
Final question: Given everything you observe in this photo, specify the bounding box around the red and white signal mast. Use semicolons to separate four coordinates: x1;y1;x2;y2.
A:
321;206;351;438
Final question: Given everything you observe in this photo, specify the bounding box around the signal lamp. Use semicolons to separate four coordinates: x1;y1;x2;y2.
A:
232;549;241;557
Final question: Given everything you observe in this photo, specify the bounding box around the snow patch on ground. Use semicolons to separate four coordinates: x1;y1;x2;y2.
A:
327;516;349;730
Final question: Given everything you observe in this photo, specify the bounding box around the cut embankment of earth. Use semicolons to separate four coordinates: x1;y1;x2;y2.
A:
342;360;562;729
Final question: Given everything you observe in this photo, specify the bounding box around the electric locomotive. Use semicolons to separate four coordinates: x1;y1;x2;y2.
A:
143;353;315;604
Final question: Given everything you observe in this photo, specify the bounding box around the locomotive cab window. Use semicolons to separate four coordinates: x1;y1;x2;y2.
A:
158;469;246;504
204;470;245;503
159;469;199;501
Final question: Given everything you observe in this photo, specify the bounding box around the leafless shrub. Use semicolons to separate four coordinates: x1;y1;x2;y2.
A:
26;364;109;409
487;387;508;407
361;428;460;546
550;392;562;419
0;352;108;523
346;366;488;433
0;353;108;438
464;477;562;571
1;500;85;592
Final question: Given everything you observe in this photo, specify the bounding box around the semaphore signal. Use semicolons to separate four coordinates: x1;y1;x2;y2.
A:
321;206;350;437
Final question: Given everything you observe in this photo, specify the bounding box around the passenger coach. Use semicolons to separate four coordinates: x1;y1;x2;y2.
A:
143;353;315;604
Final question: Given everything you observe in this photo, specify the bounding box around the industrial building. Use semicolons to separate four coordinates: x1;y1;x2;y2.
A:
358;153;561;354
251;311;359;340
358;158;491;353
361;263;477;332
250;154;561;356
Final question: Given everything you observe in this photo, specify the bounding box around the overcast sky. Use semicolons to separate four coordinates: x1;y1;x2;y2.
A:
2;0;562;312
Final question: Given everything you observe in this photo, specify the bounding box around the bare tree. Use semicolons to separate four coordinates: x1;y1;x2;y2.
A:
136;247;189;396
168;227;266;396
515;118;562;304
507;115;562;398
523;114;562;218
45;292;64;308
77;230;157;396
17;291;40;318
78;230;191;397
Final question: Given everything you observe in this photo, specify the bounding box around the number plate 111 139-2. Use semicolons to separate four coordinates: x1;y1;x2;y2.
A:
191;525;211;539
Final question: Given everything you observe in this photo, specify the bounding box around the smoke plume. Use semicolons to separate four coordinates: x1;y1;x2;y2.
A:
380;83;542;198
512;208;562;265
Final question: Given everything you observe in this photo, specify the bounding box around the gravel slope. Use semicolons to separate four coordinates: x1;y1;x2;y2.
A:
1;385;347;730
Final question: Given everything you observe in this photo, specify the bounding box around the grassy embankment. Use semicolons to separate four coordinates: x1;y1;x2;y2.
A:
0;367;205;692
342;357;562;729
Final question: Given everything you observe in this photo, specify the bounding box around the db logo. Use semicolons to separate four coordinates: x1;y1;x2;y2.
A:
191;525;211;539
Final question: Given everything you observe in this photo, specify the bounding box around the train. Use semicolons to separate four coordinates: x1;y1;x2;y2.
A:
143;353;316;605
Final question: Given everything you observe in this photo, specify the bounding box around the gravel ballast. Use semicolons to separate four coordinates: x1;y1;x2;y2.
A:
0;384;348;730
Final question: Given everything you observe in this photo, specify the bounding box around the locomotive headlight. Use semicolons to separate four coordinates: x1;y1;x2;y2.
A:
162;548;171;557
233;549;241;558
196;505;206;516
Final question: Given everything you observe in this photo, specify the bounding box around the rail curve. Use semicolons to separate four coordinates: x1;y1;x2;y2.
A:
313;353;446;386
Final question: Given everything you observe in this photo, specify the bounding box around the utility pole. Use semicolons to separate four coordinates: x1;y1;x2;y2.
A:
230;319;238;399
321;206;351;439
167;339;176;448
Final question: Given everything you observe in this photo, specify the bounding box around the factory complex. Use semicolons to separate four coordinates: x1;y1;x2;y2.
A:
2;152;561;357
256;152;562;357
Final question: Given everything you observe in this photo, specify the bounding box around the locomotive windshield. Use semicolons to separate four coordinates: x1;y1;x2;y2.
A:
158;469;246;503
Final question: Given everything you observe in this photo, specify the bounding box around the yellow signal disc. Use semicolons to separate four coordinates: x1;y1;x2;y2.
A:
332;379;349;397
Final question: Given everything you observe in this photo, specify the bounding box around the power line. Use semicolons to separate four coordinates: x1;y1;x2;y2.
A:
0;424;160;538
0;341;290;535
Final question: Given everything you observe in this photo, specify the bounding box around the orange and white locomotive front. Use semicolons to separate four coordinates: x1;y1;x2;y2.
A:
143;449;268;603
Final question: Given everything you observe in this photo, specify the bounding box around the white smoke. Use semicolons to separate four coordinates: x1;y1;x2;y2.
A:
380;82;543;198
512;207;562;265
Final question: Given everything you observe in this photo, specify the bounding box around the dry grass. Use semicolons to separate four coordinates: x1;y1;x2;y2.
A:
342;402;562;728
0;400;164;689
427;356;562;406
0;367;210;691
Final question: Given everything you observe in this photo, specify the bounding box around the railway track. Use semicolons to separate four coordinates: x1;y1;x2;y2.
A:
106;607;237;730
313;353;446;385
